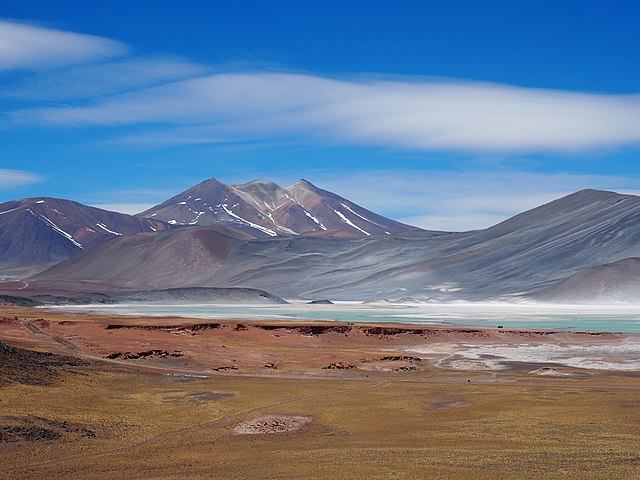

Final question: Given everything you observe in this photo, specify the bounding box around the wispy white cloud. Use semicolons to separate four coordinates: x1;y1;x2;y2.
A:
0;19;127;71
4;56;208;100
14;72;640;153
0;169;43;189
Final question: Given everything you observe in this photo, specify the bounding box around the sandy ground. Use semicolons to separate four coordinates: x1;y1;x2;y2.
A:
1;304;640;479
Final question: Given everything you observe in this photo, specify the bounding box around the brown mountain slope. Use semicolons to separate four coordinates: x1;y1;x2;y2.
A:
0;197;169;271
139;177;420;237
35;226;255;290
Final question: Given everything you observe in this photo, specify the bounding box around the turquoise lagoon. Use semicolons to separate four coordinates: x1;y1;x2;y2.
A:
55;302;640;333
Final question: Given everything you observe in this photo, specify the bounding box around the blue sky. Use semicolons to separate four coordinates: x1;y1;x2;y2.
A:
2;1;640;230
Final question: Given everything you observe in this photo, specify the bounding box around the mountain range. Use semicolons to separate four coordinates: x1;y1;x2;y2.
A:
0;197;169;273
2;178;640;304
0;178;418;275
140;178;419;237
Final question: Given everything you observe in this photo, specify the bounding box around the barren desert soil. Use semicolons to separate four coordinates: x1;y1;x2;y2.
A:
1;305;639;479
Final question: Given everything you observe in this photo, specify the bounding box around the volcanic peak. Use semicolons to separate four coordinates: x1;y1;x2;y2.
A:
139;177;418;237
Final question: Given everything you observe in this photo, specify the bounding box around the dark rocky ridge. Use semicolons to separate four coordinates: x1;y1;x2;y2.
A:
0;287;287;307
114;287;287;305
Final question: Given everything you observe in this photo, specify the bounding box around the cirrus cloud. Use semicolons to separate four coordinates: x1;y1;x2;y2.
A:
3;21;640;156
3;56;209;100
0;169;43;189
13;72;640;153
0;19;127;71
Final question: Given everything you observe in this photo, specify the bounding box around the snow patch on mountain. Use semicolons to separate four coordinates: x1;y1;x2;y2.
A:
303;210;327;230
0;206;23;215
35;210;84;249
96;222;123;236
188;211;205;225
333;209;371;236
340;203;386;229
221;204;277;236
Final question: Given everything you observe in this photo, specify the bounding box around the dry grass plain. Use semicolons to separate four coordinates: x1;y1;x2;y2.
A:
1;305;639;479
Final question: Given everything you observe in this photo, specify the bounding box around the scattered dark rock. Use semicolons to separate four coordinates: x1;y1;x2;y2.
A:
212;366;238;371
324;429;350;436
105;323;220;333
258;325;351;335
363;327;423;336
363;327;483;337
323;362;355;370
264;362;278;369
0;416;95;443
105;350;183;360
307;299;334;305
379;355;422;362
394;365;419;372
0;342;88;387
184;323;221;332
